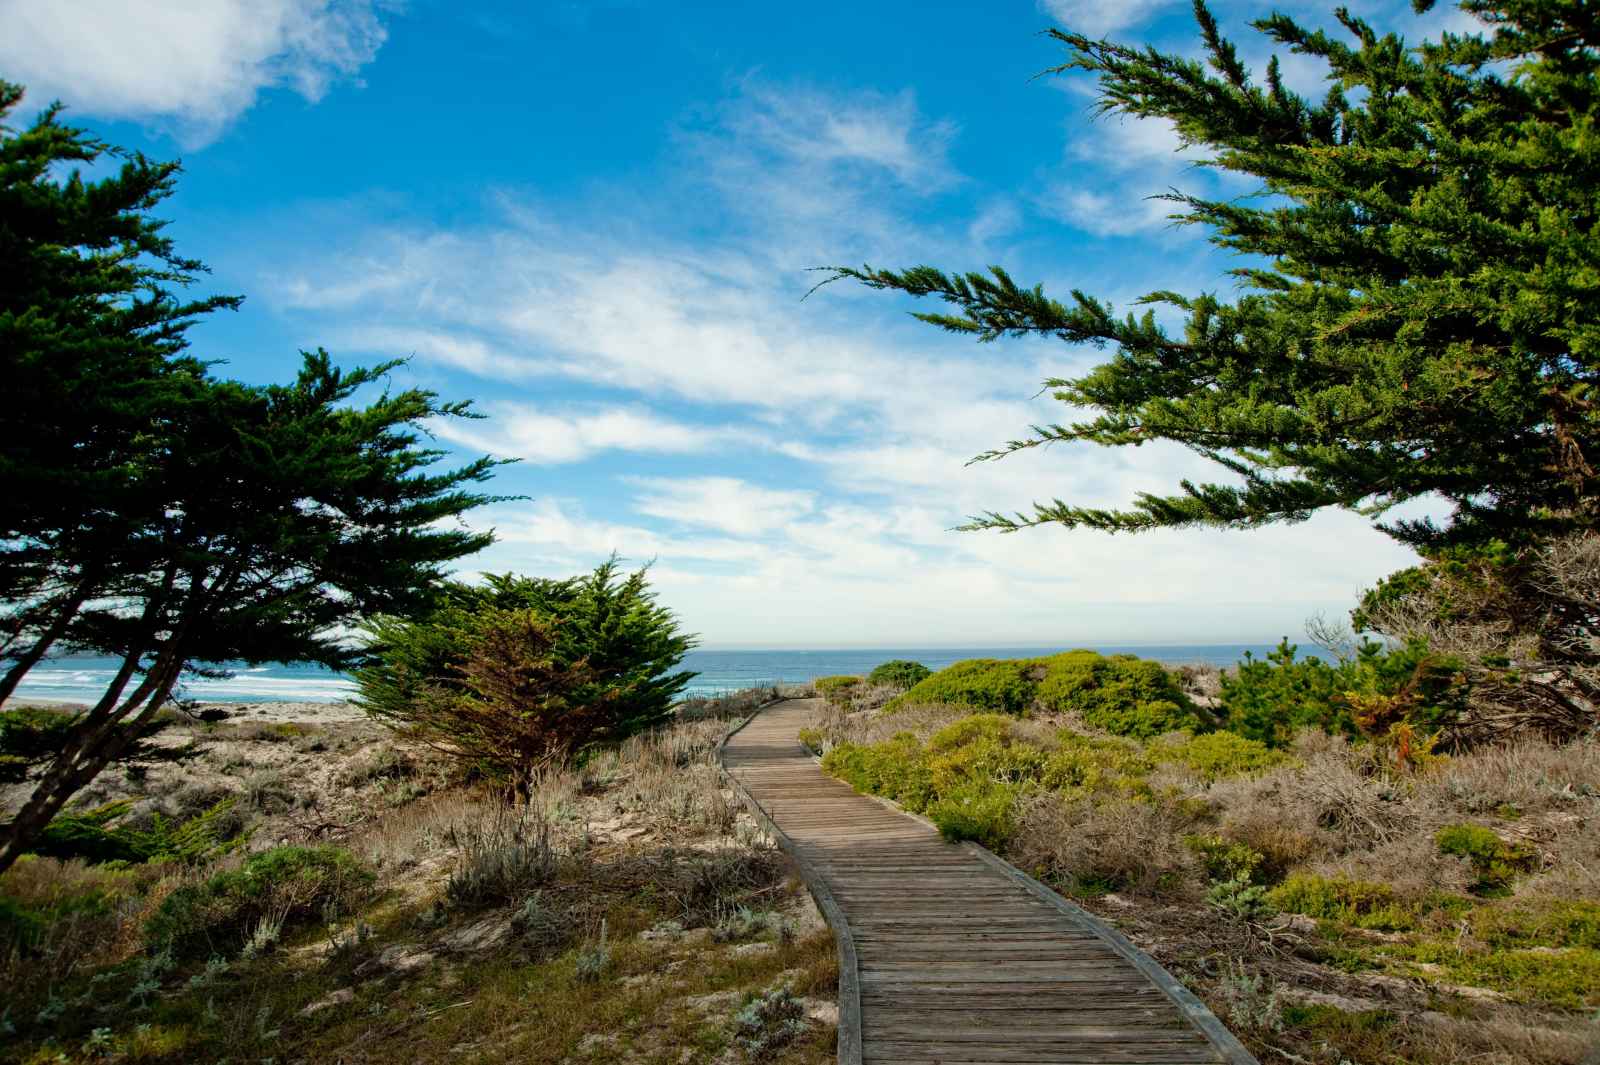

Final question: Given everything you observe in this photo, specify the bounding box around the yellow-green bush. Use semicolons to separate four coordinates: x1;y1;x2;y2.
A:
887;658;1036;714
1402;939;1600;1010
821;734;935;810
813;675;861;704
1152;731;1287;782
1468;899;1600;950
1265;874;1435;931
924;780;1019;848
1186;834;1268;884
822;710;1290;858
924;716;1050;793
1040;733;1151;793
1035;651;1201;738
886;651;1201;739
1435;823;1537;896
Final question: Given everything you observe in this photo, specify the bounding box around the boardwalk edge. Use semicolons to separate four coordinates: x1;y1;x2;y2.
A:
718;701;865;1065
808;746;1259;1064
962;843;1261;1065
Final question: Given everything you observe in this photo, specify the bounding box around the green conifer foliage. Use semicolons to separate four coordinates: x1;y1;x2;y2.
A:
0;81;510;873
356;560;697;784
824;1;1600;551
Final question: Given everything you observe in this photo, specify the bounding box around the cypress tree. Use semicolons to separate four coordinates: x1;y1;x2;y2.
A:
0;80;238;702
0;82;512;872
824;1;1600;552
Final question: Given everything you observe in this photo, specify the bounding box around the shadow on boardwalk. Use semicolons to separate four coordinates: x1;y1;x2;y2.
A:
723;697;1258;1065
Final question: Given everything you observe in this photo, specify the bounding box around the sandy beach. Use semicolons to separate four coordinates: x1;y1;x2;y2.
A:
3;697;368;724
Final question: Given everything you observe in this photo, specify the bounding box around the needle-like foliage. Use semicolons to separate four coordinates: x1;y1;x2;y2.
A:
823;1;1600;550
0;81;511;873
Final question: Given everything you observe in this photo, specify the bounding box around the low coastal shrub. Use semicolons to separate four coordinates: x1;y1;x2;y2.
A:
813;675;861;704
1264;874;1431;931
145;845;372;957
925;780;1018;847
1151;732;1289;782
732;985;808;1058
32;798;247;866
821;712;1279;850
885;650;1201;738
1435;823;1537;896
1034;651;1201;737
888;658;1035;714
822;733;935;811
1186;835;1268;885
866;659;932;690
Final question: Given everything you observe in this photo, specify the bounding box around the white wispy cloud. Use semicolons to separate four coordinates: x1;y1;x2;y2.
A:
1038;0;1181;38
629;477;816;537
430;402;753;465
0;0;390;145
262;74;1430;644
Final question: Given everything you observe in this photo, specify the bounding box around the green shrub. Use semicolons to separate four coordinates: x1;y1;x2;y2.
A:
924;716;1050;794
822;713;1177;853
925;780;1018;848
1217;639;1464;748
866;660;933;690
1040;732;1151;792
1265;874;1422;931
1035;651;1201;738
1153;731;1287;782
1186;834;1268;884
813;676;861;704
1467;900;1600;951
32;798;248;866
821;735;936;811
1403;939;1600;1010
888;658;1036;714
1436;824;1536;896
145;845;372;956
357;559;696;782
882;651;1199;737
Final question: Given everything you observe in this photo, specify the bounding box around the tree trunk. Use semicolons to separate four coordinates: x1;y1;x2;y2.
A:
0;556;234;876
0;568;100;705
0;649;186;876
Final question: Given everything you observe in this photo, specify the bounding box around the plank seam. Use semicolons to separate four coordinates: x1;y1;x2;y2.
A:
961;844;1258;1065
805;743;1257;1065
718;700;864;1065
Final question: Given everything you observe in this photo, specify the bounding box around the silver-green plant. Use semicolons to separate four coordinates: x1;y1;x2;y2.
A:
732;986;807;1059
573;918;609;982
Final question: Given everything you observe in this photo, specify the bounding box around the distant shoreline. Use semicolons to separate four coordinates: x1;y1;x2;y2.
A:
7;643;1307;706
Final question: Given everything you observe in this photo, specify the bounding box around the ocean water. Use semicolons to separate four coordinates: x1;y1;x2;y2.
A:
7;644;1288;705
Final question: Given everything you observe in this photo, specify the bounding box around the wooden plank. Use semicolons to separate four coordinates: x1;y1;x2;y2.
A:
719;698;1253;1065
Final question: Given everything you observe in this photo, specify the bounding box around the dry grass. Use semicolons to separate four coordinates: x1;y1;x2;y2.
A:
817;695;1600;1065
1010;791;1205;898
0;691;837;1063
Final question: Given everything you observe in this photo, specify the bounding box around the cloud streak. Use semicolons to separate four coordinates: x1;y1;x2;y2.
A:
261;73;1427;644
0;0;390;145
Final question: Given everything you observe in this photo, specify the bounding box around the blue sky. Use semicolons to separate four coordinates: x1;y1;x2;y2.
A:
1;0;1477;648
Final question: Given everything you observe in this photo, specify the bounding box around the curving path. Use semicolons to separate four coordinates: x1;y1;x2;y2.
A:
722;698;1257;1065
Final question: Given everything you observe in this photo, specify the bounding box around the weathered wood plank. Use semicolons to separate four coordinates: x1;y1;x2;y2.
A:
720;698;1253;1065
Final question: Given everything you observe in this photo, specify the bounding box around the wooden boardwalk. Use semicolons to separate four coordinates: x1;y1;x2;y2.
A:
722;698;1256;1065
